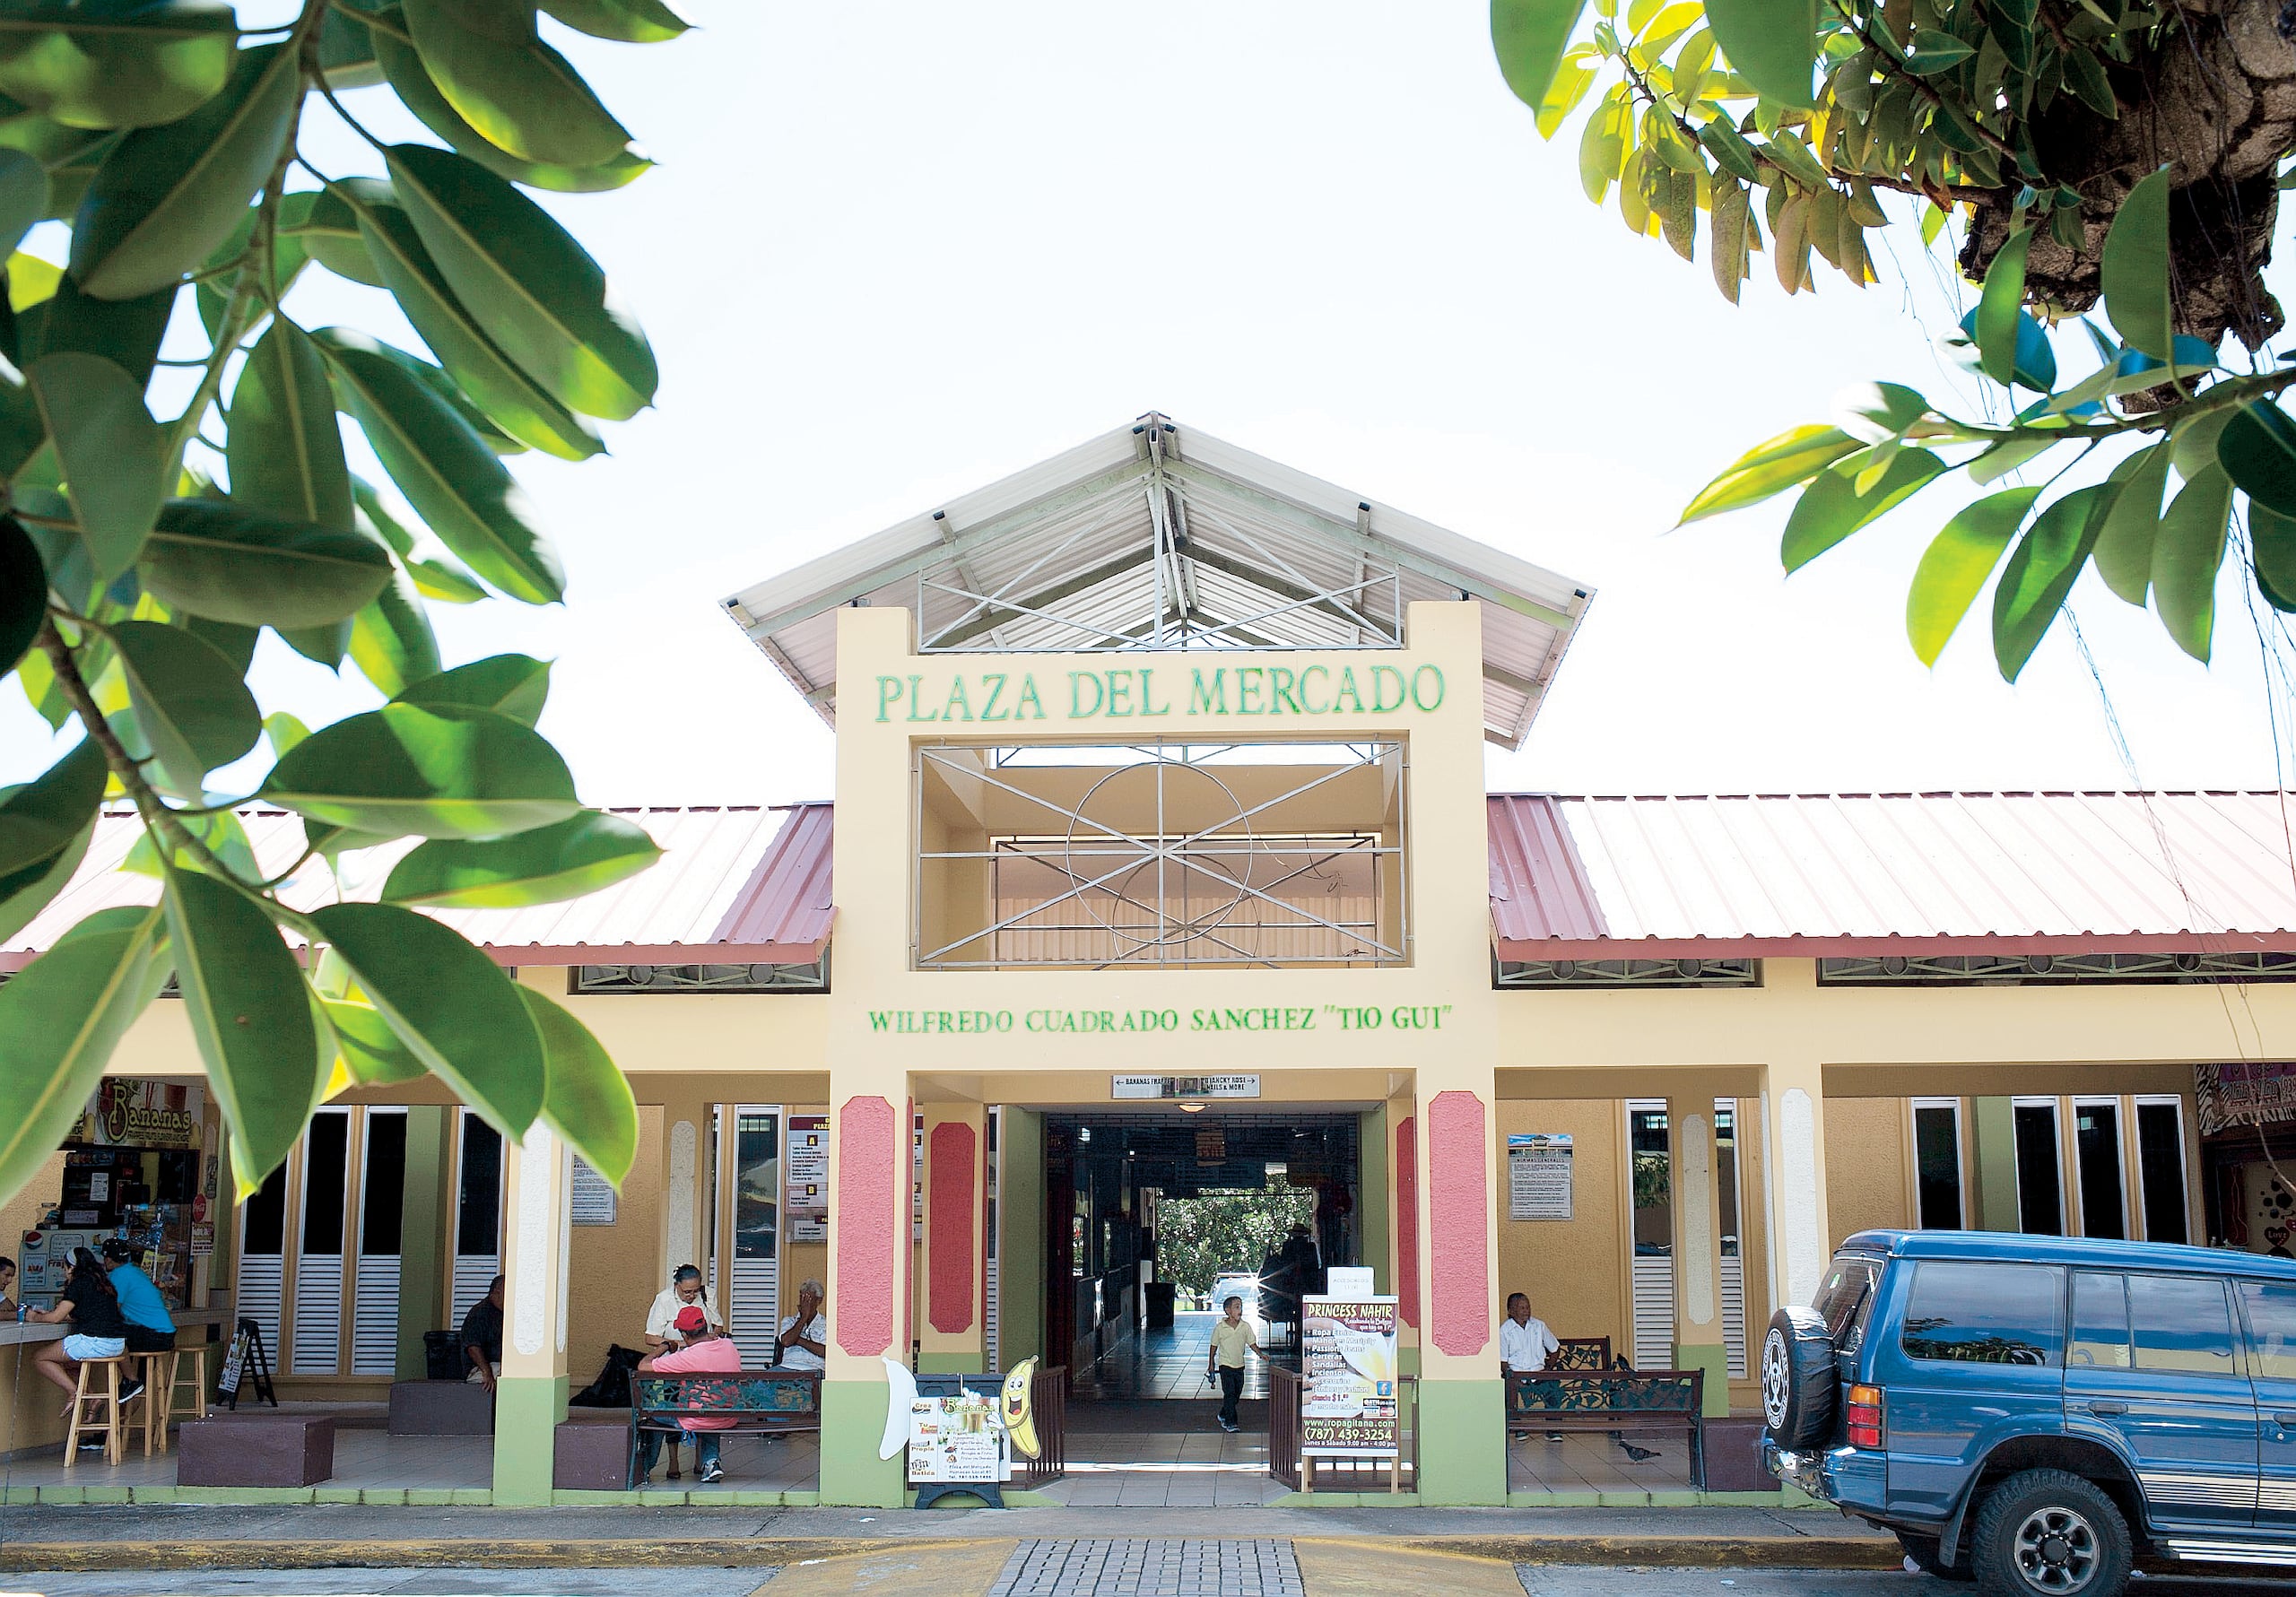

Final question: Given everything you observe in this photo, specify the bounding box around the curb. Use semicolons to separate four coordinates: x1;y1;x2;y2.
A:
0;1532;1902;1575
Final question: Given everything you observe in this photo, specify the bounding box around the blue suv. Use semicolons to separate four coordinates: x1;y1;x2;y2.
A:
1762;1229;2296;1595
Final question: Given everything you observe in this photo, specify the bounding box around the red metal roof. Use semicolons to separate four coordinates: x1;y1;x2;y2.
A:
1;803;835;970
1490;792;2296;959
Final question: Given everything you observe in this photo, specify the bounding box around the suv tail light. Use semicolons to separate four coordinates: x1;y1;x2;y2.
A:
1846;1384;1884;1450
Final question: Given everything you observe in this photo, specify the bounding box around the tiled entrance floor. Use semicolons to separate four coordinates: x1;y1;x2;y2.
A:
1072;1315;1275;1402
989;1540;1303;1597
1038;1414;1289;1506
1506;1429;1697;1494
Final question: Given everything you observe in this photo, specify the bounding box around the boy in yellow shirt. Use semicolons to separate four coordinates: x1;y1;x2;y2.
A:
1205;1294;1264;1433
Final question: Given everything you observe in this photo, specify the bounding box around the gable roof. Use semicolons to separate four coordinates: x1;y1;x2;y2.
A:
720;412;1594;750
1489;791;2296;958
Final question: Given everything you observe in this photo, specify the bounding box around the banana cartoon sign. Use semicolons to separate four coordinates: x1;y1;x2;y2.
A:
877;1356;1041;1487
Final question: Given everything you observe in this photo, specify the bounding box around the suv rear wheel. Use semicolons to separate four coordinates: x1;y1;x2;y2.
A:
1970;1468;2131;1597
1760;1306;1836;1447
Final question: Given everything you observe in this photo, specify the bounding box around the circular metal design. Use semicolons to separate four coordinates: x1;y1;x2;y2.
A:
1760;1327;1790;1429
2011;1505;2100;1593
1062;759;1254;960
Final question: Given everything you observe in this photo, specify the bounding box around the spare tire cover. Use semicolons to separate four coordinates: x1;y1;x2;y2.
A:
1761;1305;1839;1448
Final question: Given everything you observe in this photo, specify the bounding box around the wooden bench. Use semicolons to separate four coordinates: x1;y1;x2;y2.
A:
628;1369;821;1488
1549;1335;1613;1371
1505;1367;1706;1488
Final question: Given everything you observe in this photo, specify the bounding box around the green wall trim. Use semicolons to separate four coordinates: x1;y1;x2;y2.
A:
1971;1096;2019;1231
1413;1377;1506;1505
818;1377;905;1506
396;1105;450;1382
1397;1344;1421;1377
916;1350;986;1375
999;1108;1045;1368
1671;1341;1731;1418
1358;1107;1389;1295
491;1373;568;1506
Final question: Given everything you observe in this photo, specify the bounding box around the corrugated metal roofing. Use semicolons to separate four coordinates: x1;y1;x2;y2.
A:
721;413;1595;751
1;804;833;970
1489;792;2296;958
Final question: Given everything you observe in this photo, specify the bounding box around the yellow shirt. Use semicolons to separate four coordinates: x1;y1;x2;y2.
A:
1210;1317;1258;1368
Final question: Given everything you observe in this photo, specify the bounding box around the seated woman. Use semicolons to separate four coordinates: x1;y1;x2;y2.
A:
27;1248;137;1424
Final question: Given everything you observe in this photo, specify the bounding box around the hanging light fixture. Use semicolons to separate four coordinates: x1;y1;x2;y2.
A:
1180;1101;1207;1114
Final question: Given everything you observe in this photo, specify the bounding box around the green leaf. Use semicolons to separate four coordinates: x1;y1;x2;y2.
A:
519;985;637;1186
1975;228;2032;389
328;178;604;460
1967;434;2058;485
1906;487;2041;664
2061;45;2117;117
258;701;580;839
263;709;309;760
67;41;299;300
382;810;661;907
229;317;352;535
1698;115;1761;183
387;143;657;421
318;4;382;90
1902;28;1977;72
0;509;39;673
1679;424;1862;523
1780;448;1947;571
323;994;428;1085
138;499;394;629
2098;165;2172;362
2092;441;2172;603
107;618;259;795
1831;381;1930;445
1703;0;1818;107
0;145;46;258
0;904;167;1208
0;2;233;131
0;805;91;945
1491;0;1592;110
283;185;386;286
192;197;308;343
1992;483;2111;680
2217;401;2296;519
2253;504;2296;613
347;563;440;697
163;867;322;1197
0;735;104;880
2152;464;2232;661
309;900;545;1137
369;13;648;195
542;0;689;42
119;805;256;883
30;350;161;579
406;554;485;603
24;272;173;383
402;0;635;169
392;653;551;725
314;327;566;603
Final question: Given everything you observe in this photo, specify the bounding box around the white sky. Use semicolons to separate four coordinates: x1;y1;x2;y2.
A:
6;1;2293;806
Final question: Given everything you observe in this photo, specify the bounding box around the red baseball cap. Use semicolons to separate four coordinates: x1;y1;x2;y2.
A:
674;1306;708;1333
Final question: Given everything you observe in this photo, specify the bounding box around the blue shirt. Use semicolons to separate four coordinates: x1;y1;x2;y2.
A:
108;1263;171;1334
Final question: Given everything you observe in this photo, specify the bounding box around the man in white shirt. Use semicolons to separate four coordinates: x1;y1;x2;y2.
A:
775;1277;828;1372
1499;1292;1560;1374
643;1264;725;1354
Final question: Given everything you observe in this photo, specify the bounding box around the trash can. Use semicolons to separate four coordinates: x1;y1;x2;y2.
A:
422;1329;464;1381
1145;1280;1177;1329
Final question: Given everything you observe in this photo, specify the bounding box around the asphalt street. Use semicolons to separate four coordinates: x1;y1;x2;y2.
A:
1515;1570;2296;1596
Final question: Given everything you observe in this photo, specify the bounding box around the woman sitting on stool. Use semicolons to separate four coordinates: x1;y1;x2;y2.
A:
28;1248;137;1429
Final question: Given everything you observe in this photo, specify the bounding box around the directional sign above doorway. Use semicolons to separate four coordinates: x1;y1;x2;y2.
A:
1111;1075;1262;1101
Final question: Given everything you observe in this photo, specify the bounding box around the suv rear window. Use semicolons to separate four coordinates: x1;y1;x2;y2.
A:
1813;1257;1881;1350
1900;1262;2064;1367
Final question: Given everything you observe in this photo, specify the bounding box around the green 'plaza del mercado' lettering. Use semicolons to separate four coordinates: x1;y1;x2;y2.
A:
873;664;1445;724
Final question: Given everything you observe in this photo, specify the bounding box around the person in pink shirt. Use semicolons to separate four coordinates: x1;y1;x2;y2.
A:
637;1305;742;1483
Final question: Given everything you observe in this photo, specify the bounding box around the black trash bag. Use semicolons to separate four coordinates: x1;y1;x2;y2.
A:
422;1329;465;1381
570;1343;645;1408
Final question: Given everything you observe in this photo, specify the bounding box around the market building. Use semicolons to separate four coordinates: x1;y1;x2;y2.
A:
8;413;2296;1509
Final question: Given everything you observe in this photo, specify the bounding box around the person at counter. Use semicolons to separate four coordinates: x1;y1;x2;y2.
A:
0;1256;16;1320
643;1265;724;1354
29;1248;137;1411
101;1239;176;1356
462;1274;505;1391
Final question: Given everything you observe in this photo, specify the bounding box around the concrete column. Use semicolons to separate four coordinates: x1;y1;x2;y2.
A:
394;1105;450;1382
656;1088;714;1289
998;1107;1044;1369
1357;1103;1389;1296
1970;1096;2020;1231
820;1072;909;1506
918;1103;987;1375
1666;1098;1730;1418
492;1121;572;1506
1758;997;1832;1312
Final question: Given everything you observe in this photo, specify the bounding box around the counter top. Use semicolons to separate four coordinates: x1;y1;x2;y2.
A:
0;1303;232;1348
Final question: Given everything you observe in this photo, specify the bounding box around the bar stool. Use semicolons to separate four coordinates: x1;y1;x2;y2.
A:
151;1343;211;1454
63;1354;132;1468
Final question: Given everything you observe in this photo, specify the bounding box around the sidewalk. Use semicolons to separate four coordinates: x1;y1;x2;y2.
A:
0;1501;1900;1572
